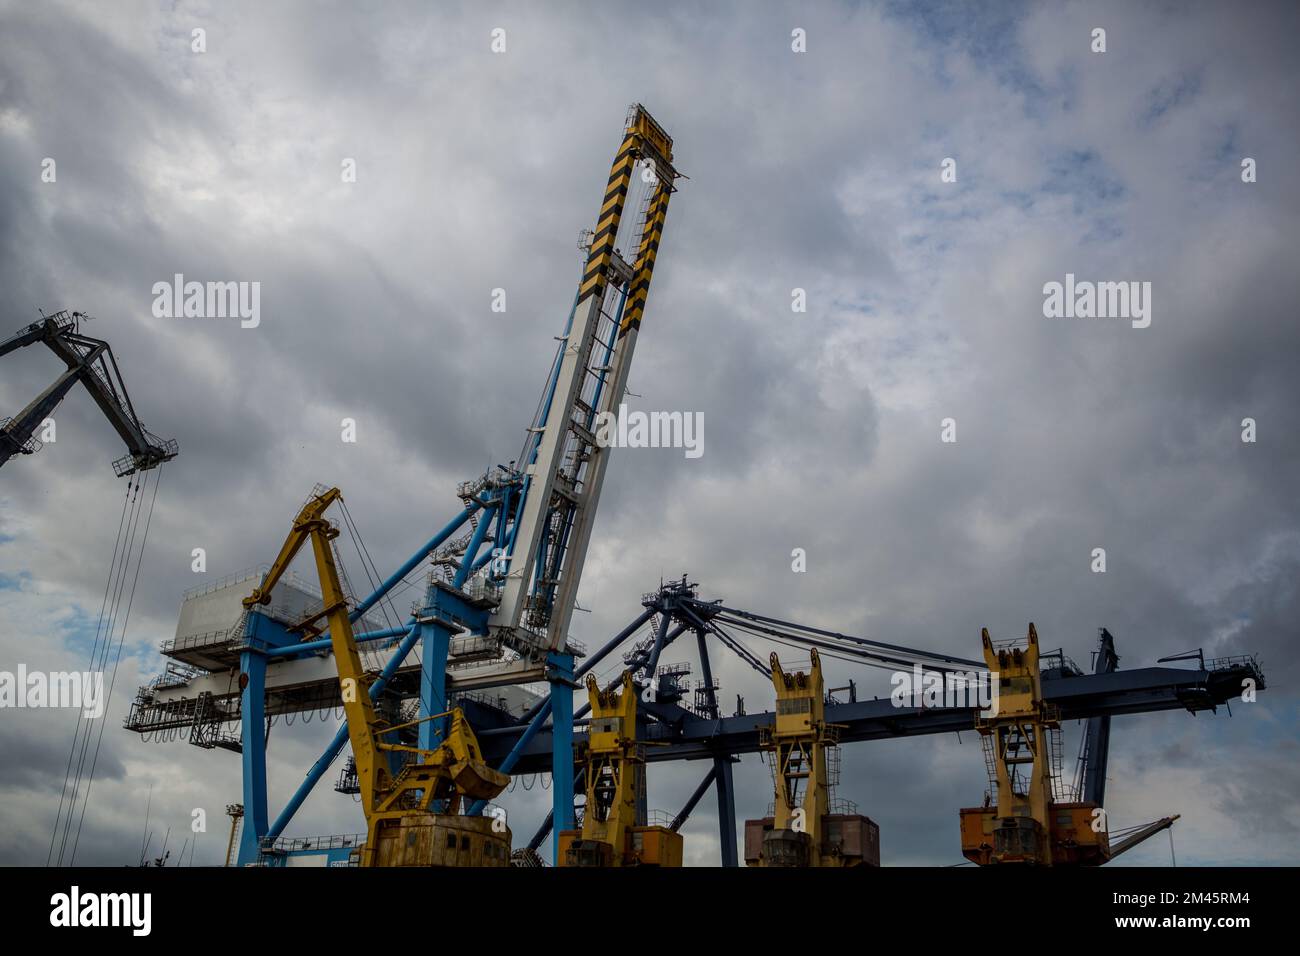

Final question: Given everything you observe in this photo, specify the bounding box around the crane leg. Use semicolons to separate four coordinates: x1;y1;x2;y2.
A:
0;360;94;466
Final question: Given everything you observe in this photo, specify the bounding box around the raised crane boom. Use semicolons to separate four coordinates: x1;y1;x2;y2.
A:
491;104;680;653
0;310;177;475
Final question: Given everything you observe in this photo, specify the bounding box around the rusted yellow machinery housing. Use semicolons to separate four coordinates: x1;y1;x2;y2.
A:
960;802;1108;866
960;624;1179;866
558;671;683;867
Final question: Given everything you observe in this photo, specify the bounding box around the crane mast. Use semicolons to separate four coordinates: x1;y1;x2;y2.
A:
490;105;679;654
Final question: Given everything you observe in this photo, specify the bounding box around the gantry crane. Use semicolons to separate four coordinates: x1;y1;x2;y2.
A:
0;310;177;474
745;650;879;866
557;671;682;866
960;624;1185;865
127;104;689;867
243;486;512;866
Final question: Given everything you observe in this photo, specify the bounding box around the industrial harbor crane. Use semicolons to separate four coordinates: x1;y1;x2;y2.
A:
959;624;1062;864
745;650;879;866
0;310;177;474
242;486;512;866
959;625;1188;866
122;104;683;866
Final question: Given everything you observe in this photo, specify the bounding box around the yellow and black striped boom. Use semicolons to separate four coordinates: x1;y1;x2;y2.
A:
491;105;682;652
577;104;678;328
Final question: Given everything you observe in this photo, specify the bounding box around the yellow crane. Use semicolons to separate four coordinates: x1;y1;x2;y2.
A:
963;624;1059;864
960;623;1179;866
557;671;682;866
244;486;511;866
745;650;878;866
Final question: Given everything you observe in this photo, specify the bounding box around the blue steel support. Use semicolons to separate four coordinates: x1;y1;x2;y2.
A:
643;610;673;677
694;628;719;719
502;289;581;569
418;506;497;752
418;621;452;751
570;621;690;721
271;623;410;660
457;504;497;583
465;650;577;827
518;605;657;725
350;505;479;620
234;608;301;864
548;650;576;864
266;620;423;840
714;758;738;867
694;627;738;866
1082;628;1119;806
236;648;267;865
670;765;718;831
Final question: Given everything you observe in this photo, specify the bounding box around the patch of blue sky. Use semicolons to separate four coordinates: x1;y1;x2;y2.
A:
0;569;31;591
57;606;108;664
1038;148;1127;235
832;296;879;318
1184;120;1245;186
883;0;1052;106
996;189;1037;213
57;604;161;673
1136;69;1203;129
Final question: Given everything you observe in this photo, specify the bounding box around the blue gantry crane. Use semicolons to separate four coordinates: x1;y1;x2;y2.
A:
125;103;682;866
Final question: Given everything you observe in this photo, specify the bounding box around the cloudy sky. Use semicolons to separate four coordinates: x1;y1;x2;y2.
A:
2;0;1297;867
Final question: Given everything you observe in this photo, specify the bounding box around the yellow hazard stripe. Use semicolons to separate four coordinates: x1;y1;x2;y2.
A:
578;137;640;304
620;186;672;331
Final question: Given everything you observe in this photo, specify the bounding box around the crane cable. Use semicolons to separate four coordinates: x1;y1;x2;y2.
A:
45;464;164;865
338;497;403;636
51;471;147;866
69;464;162;864
45;478;132;865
